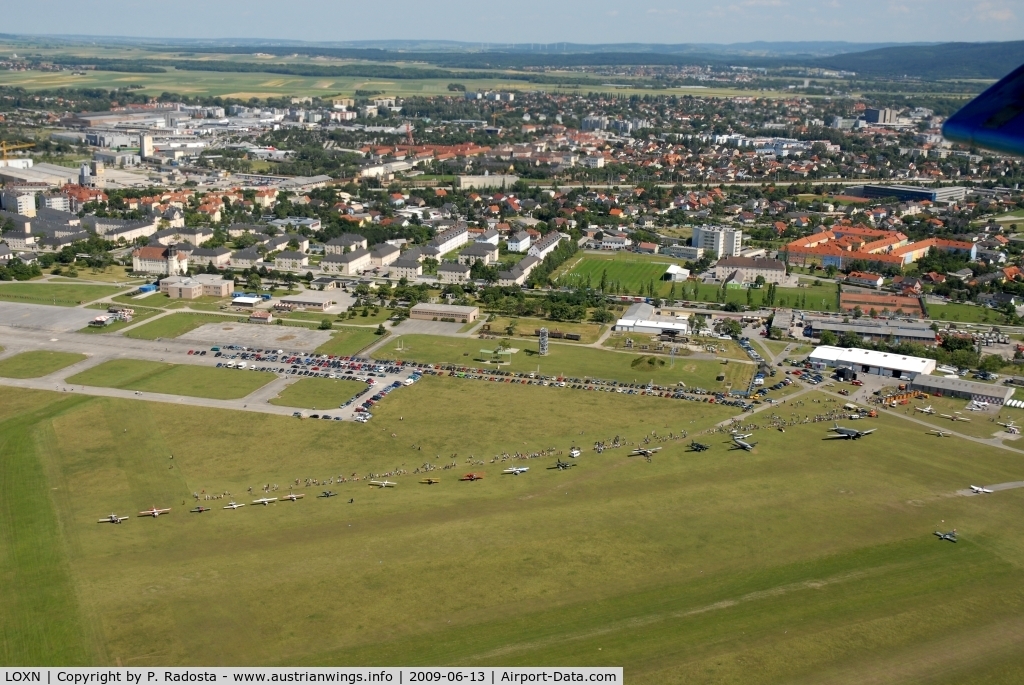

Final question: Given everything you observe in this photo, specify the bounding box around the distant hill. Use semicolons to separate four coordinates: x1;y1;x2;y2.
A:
813;41;1024;80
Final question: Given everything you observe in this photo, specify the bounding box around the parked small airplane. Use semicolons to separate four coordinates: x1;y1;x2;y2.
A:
281;493;305;501
98;513;128;524
549;459;576;470
916;405;936;415
138;507;170;517
730;432;753;440
940;413;971;422
252;497;278;505
934;530;958;543
190;506;210;513
970;485;994;494
731;435;757;451
318;490;338;498
419;478;441;484
224;501;245;509
369;480;396;488
630;447;662;457
997;419;1017;429
502;466;530;475
688;441;711;452
928;429;951;438
569;446;581;458
828;423;877;439
460;473;485;481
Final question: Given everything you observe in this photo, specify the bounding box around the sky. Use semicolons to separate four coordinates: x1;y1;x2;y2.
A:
4;0;1022;45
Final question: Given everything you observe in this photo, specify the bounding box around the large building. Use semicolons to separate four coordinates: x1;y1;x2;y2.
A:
692;225;742;258
861;185;968;204
710;256;786;284
159;274;232;299
804;316;937;345
409;303;479;322
808;345;936;379
132;246;187;275
909;375;1014;405
528;232;563;260
784;226;975;269
614;302;689;336
321;248;371;275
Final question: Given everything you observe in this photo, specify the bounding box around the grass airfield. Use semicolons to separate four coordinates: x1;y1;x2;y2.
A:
4;377;1024;680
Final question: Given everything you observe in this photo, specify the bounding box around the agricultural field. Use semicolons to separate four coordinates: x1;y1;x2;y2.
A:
314;326;382;356
0;351;87;378
378;334;754;390
0;282;126;307
122;312;238;340
269;377;368;410
66;359;276;400
4;381;1024;680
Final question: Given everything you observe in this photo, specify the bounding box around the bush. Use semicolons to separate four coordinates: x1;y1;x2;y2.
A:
375;324;387;335
319;319;333;330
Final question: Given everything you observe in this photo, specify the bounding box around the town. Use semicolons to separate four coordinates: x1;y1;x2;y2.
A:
3;32;1024;682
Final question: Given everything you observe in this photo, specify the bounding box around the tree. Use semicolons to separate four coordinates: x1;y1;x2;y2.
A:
852;306;863;319
245;273;262;291
318;319;332;330
591;307;615;323
979;354;1005;372
819;330;838;346
375;323;387;335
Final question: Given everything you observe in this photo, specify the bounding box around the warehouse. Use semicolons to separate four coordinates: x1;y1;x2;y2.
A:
614;302;689;336
909;375;1014;405
279;291;336;312
409;303;479;323
808;345;936;379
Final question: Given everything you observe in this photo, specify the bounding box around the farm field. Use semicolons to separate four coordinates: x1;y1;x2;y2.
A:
4;382;1024;680
0;351;87;378
0;282;126;307
376;334;754;390
66;359;276;400
269;377;368;410
122;312;237;340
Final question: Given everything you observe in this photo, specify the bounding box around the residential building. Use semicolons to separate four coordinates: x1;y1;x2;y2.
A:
1;191;36;217
497;267;527;286
132;246;187;275
528;232;563;260
845;271;885;289
430;225;470;254
710;257;786;284
507;231;531;252
324;233;368;254
274;250;309;270
693;225;743;257
663;245;705;260
458;242;499;266
369;243;401;268
476;228;500;245
230;247;263;269
437;262;472;284
321;248;371;275
188;246;232;268
389;258;422;280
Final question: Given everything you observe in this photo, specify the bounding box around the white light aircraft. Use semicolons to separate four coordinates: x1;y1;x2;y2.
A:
282;493;305;501
970;485;994;494
916;405;935;415
369;480;396;488
502;466;530;475
138;506;171;517
252;497;278;505
928;429;951;438
731;435;757;451
224;501;245;509
98;513;128;524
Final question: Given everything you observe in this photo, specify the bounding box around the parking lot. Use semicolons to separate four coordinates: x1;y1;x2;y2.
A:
176;322;333;351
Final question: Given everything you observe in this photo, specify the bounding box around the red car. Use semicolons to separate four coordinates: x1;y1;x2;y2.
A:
851;380;863;386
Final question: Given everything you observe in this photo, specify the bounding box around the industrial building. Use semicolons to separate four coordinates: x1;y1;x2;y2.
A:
804;316;937;345
909;375;1014;405
409;303;479;322
861;185;967;203
808;345;936;379
614;302;689;336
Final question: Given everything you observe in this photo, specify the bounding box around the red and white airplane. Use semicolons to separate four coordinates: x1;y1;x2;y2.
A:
99;513;128;524
252;497;278;505
281;493;305;501
138;507;171;517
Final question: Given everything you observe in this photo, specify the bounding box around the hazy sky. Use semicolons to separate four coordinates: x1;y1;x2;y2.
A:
5;0;1022;44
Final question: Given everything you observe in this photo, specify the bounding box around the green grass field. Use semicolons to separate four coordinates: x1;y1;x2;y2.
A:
269;378;368;409
315;327;383;356
122;312;237;340
379;334;754;390
5;381;1024;679
0;351;87;378
927;302;1010;324
555;252;685;296
0;283;126;306
66;359;276;400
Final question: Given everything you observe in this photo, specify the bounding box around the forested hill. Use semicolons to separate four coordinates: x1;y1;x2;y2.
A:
812;41;1024;80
